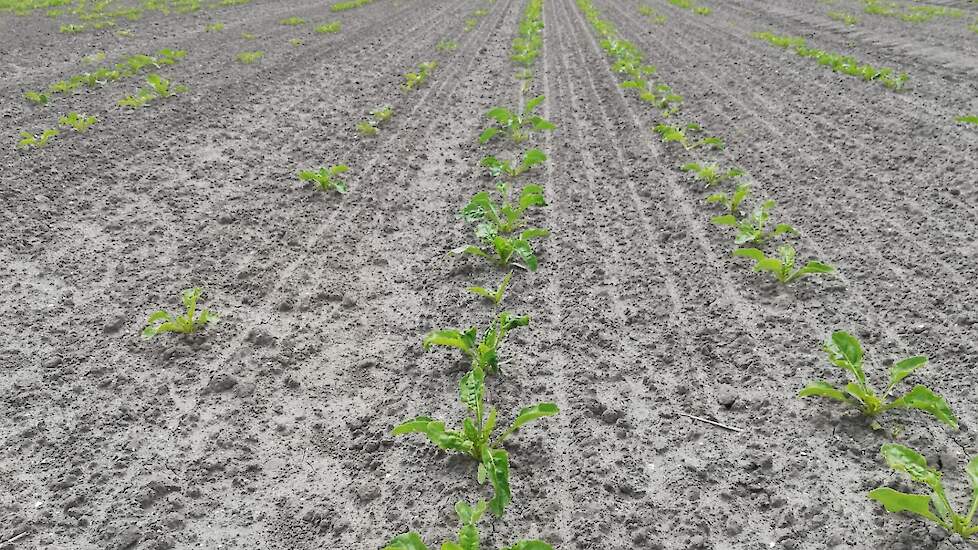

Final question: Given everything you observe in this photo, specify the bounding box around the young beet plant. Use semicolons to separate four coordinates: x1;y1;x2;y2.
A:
423;310;528;375
18;129;59;150
453;183;549;271
869;444;978;540
706;182;750;216
59;112;97;133
480;148;547;179
468;271;512;306
798;331;957;429
297;164;349;193
118;73;187;108
384;500;553;550
479;95;555;144
654;123;724;151
143;287;218;339
357;105;394;136
733;245;834;284
403;62;437;91
25;91;49;105
393;364;558;517
680;162;744;188
712;199;795;245
622;79;683;117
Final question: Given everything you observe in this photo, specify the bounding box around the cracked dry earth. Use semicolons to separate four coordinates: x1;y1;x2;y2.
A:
2;0;978;549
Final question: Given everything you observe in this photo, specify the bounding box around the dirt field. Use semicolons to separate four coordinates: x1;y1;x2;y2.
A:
3;0;978;548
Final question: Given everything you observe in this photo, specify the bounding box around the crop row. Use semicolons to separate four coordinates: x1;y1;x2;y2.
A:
27;0;253;34
753;31;909;91
381;1;560;547
576;0;978;541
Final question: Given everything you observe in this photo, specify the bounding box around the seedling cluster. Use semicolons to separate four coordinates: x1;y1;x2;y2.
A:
118;73;188;108
384;4;558;545
863;0;963;23
330;0;374;12
403;61;436;91
576;0;974;542
356;105;394;136
235;50;264;64
314;21;340;33
638;5;667;24
38;49;186;99
666;0;711;15
753;32;909;90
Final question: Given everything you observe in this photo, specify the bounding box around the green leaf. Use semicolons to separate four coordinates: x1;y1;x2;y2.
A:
868;487;941;524
498;312;530;331
486;107;513;124
844;381;876;409
394;418;473;455
529;116;555;131
481;447;511;517
830;331;863;371
453;245;487;258
392;416;438;435
732;247;765;262
454;500;481;550
459;367;485;413
508;403;559;433
525;95;545;113
967;456;978;494
504;542;554;550
523;148;547;165
482;407;497;442
881;443;943;489
888;356;928;389
423;329;475;355
788;261;834;282
519;228;549;240
479;127;499;144
891;385;958;429
468;286;493;299
385;532;429;550
798;380;848;402
711;214;737;226
511;240;537;271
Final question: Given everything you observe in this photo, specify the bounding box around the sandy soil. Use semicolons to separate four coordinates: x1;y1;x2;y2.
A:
2;0;978;548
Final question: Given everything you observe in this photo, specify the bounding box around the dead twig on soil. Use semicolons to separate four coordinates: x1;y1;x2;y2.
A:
1;532;29;545
678;412;744;433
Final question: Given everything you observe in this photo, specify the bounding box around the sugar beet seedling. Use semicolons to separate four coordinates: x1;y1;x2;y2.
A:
480;148;547;179
143;287;218;339
869;444;978;539
798;331;957;429
479;96;555;144
733;245;833;284
403;62;437;91
384;500;553;550
706;183;750;216
59;112;97;133
681;162;744;188
393;364;558;517
454;183;549;271
711;199;796;245
423;310;528;375
297;164;349;193
468;271;512;306
17;129;59;149
357;105;394;136
654;123;724;151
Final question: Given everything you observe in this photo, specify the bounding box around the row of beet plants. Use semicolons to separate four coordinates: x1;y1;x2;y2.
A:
575;0;977;542
383;1;559;549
